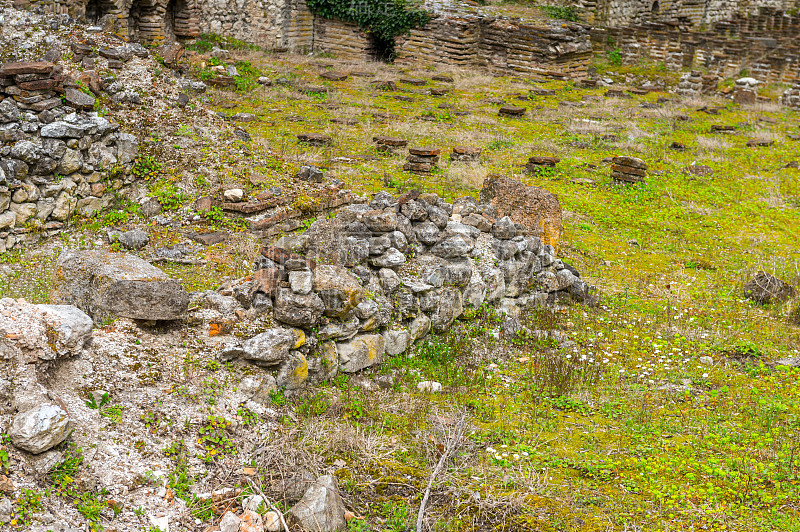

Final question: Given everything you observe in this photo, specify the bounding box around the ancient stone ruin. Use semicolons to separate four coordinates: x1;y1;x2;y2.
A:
0;60;139;253
207;183;590;388
14;0;800;83
21;0;200;44
783;81;800;110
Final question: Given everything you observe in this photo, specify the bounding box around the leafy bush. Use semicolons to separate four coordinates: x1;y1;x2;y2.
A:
149;179;185;211
540;5;580;21
305;0;431;46
607;47;623;66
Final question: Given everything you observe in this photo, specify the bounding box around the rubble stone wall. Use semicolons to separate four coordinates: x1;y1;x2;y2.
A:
0;60;139;253
217;189;592;389
783;82;800;109
594;0;798;28
592;8;800;83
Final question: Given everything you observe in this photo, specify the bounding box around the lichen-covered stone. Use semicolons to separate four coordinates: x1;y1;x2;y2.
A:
337;334;385;373
236;328;305;366
313;265;363;318
431;287;463;332
277;352;309;389
274;288;325;327
481;176;562;249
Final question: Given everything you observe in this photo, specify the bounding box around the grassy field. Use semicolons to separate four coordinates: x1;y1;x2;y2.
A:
192;51;800;531
3;44;800;531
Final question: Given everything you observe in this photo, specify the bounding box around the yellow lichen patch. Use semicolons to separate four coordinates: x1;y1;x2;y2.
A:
293;328;306;349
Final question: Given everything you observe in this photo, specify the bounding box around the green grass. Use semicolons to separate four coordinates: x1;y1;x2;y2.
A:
1;45;799;532
200;53;799;530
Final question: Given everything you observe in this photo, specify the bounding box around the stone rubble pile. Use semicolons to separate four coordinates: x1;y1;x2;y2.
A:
0;60;139;253
611;155;647;183
403;147;440;174
675;71;718;96
783;81;800;110
218;185;591;390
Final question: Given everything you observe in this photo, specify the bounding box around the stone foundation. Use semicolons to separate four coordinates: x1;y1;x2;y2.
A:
592;8;800;84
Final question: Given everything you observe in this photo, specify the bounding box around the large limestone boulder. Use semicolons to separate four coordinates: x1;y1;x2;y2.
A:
288;475;347;532
9;403;72;454
51;250;189;322
480;175;562;249
337;334;385;373
0;299;93;363
313;265;363;318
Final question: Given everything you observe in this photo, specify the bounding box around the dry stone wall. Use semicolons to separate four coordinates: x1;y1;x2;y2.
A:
0;60;139;254
217;188;592;389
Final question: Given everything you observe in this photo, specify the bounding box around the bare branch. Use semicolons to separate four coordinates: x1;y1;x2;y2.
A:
416;410;469;532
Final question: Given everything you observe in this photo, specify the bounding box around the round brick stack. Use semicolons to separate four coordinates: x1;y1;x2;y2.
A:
611;156;647;183
525;156;560;172
451;146;481;163
403;147;440;174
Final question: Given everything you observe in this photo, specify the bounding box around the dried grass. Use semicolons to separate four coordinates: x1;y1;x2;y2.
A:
695;134;732;153
445;162;490;189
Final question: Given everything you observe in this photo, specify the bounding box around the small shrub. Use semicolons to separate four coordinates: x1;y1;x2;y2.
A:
197;415;236;460
149;179;185;211
540;5;580;21
237;404;259;426
132;155;161;180
607;47;623;66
